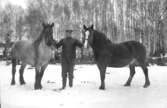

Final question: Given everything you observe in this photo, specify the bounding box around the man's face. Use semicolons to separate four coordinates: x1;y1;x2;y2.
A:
66;32;72;37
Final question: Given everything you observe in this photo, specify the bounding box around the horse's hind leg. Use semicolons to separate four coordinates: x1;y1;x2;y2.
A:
141;64;150;88
19;63;26;85
138;58;150;88
124;65;136;87
11;58;17;85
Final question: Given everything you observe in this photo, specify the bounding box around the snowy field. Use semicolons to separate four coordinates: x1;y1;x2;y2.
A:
0;61;167;108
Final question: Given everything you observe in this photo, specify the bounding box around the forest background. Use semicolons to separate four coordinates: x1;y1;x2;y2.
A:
0;0;167;57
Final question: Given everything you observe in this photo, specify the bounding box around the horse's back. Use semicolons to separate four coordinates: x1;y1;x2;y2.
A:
106;41;147;67
11;40;35;64
120;40;147;64
121;41;146;58
108;41;144;58
12;40;32;48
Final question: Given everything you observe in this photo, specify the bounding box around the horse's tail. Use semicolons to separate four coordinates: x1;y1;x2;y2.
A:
145;57;149;66
10;43;17;64
10;42;18;60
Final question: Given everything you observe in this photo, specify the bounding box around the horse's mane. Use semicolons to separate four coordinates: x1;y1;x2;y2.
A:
33;31;45;47
93;30;112;46
32;30;45;64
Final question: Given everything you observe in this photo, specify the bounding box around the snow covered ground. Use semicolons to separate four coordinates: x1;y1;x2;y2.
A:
0;61;167;108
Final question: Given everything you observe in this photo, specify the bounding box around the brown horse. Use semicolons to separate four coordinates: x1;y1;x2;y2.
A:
82;24;150;90
11;22;56;90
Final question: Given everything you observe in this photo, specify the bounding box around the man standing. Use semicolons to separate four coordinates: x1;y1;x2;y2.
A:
56;29;83;89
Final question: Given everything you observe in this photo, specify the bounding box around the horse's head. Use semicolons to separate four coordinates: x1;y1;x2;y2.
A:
82;24;94;49
42;22;55;46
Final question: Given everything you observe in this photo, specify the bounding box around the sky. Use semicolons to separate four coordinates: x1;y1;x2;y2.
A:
0;0;28;9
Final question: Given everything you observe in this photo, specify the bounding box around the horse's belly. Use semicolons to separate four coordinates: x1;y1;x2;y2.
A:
108;58;134;67
24;56;35;66
12;44;35;65
15;52;35;65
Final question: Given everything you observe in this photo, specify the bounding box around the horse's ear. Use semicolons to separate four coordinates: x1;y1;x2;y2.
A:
83;25;87;30
90;24;94;29
51;23;54;27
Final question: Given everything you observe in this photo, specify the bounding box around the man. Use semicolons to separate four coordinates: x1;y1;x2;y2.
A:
56;29;83;89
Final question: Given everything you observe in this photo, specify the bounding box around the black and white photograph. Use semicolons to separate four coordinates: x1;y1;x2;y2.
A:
0;0;167;108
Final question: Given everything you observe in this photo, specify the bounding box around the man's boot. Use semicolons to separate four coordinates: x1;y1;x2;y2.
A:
62;77;67;89
69;77;73;88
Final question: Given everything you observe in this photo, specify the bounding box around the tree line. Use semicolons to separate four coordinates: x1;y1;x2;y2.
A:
0;0;167;57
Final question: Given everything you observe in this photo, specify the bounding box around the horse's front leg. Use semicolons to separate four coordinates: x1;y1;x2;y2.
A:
34;67;42;90
39;64;48;86
34;64;48;90
97;63;107;90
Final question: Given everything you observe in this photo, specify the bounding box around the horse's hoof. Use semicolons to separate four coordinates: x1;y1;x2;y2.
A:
34;86;42;90
99;86;105;90
20;81;26;85
124;83;130;87
59;87;65;91
143;83;150;88
34;84;42;90
11;81;15;85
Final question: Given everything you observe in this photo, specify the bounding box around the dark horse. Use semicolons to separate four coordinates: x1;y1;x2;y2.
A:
11;22;55;90
82;24;150;90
